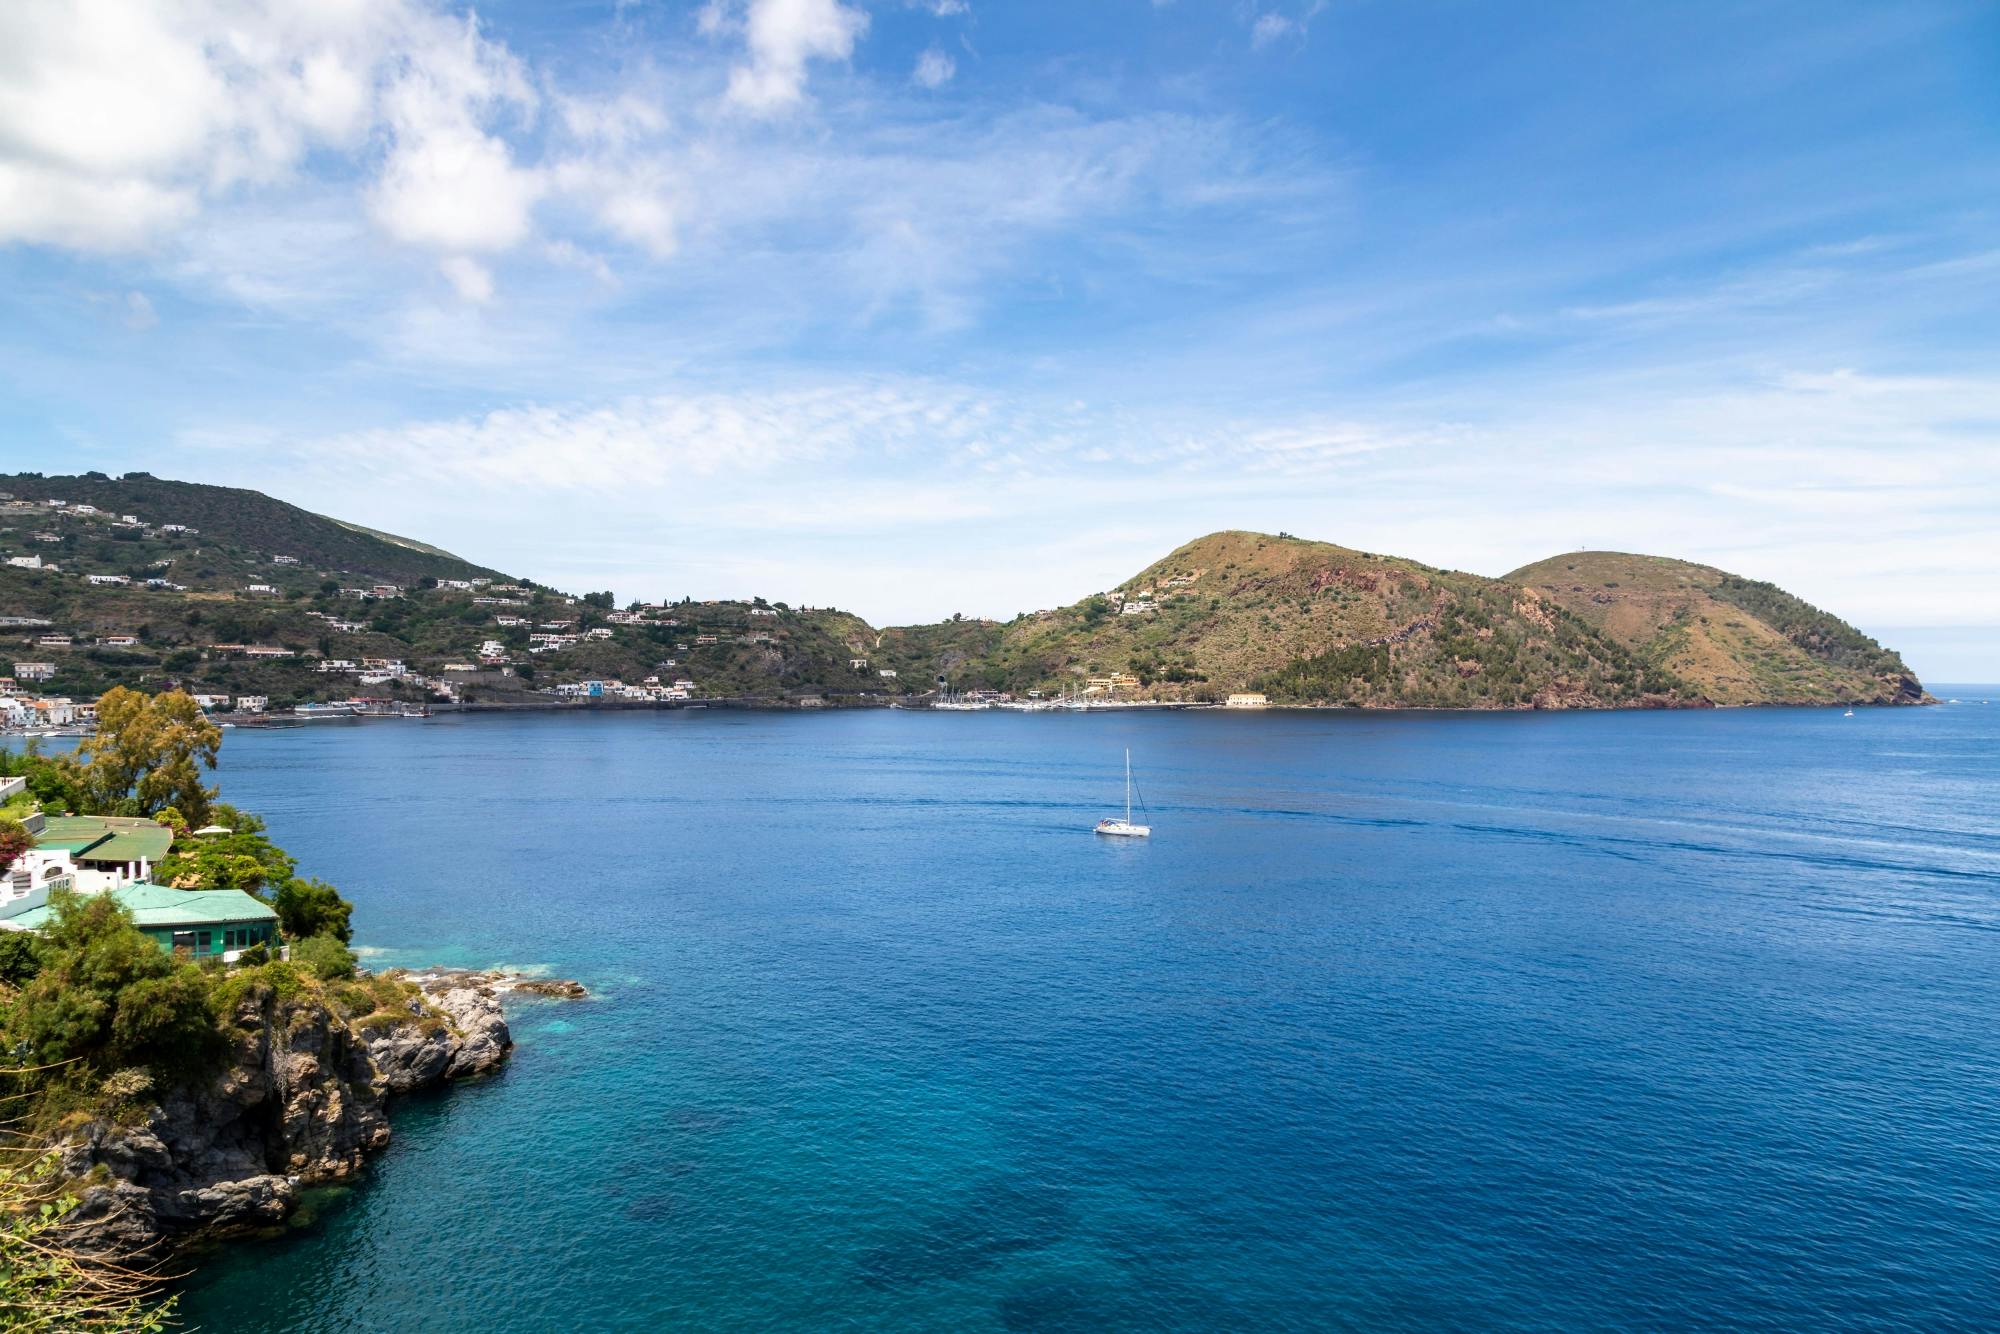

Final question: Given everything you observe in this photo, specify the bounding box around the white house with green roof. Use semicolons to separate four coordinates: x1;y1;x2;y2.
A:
32;815;174;892
0;882;279;961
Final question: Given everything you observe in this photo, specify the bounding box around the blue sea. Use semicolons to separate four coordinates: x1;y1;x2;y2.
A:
178;698;2000;1333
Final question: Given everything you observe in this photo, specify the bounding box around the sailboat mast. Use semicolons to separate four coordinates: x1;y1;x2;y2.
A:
1125;748;1132;824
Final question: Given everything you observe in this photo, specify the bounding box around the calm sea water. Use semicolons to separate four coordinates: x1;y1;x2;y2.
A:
177;698;2000;1333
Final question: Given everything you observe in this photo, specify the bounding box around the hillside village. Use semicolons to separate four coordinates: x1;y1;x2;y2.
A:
0;474;1927;719
0;475;917;721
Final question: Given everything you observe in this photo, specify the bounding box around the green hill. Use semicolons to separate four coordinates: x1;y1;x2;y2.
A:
920;530;1693;708
1504;551;1925;705
0;472;500;584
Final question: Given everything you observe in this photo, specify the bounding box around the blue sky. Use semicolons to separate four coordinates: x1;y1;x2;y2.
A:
1;0;1996;677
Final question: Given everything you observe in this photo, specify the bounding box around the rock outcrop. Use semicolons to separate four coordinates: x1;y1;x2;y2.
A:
57;968;576;1263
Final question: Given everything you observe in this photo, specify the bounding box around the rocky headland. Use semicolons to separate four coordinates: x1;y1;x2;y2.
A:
55;966;583;1263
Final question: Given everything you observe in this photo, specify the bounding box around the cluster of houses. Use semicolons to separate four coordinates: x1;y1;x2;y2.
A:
0;494;204;587
0;777;279;960
544;675;698;702
1102;568;1206;618
0;674;91;730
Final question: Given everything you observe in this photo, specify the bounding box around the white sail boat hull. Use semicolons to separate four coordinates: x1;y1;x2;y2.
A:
1094;748;1150;836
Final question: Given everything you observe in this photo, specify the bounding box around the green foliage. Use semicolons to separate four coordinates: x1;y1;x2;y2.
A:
1712;575;1908;676
72;687;222;826
155;826;295;894
0;747;88;816
0;933;41;987
108;972;220;1077
1256;642;1392;704
272;878;354;944
6;893;221;1077
0;819;27;877
291;934;358;982
0;1144;176;1331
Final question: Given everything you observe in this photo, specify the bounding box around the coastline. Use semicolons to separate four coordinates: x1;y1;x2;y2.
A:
59;966;586;1266
202;692;1930;726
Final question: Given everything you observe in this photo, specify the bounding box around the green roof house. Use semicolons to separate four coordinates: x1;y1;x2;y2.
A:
0;882;279;960
34;816;175;893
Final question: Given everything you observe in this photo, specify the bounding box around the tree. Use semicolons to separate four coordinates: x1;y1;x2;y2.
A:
72;688;222;826
272;878;353;944
7;893;217;1074
0;819;28;877
0;933;40;986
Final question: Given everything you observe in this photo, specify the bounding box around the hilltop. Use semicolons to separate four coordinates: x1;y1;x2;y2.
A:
0;472;501;584
884;531;1693;708
0;477;1926;711
1506;551;1926;706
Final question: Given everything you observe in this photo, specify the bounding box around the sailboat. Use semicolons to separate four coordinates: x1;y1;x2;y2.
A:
1843;708;1855;717
1094;748;1151;837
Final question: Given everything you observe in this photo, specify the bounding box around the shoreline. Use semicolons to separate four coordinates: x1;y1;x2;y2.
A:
200;694;1931;726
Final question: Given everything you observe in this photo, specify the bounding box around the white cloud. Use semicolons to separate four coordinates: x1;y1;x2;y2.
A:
0;0;547;282
0;0;408;248
1249;3;1325;49
366;12;541;257
439;255;496;302
190;360;1999;631
719;0;869;114
1251;14;1297;48
123;291;158;330
913;48;956;89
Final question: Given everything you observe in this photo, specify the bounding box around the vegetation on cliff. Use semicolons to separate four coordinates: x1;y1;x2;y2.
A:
1505;551;1924;705
0;689;374;1317
936;532;1693;707
0;695;358;1100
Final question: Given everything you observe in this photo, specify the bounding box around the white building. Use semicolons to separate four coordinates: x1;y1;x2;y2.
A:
6;556;41;570
85;574;130;586
3;849;76;902
12;663;54;682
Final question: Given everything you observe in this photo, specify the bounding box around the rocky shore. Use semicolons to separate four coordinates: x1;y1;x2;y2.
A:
56;967;583;1263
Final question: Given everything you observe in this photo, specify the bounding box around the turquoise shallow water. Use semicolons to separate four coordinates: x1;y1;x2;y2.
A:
177;700;2000;1332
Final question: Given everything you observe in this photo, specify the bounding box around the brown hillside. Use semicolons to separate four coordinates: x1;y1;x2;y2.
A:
1504;551;1923;706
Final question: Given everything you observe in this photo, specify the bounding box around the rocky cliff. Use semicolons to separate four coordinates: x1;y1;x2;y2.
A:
55;970;537;1263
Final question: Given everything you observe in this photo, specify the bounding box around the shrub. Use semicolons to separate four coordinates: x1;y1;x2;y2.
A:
109;973;220;1075
0;932;40;986
7;893;219;1078
272;878;354;944
292;934;358;982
